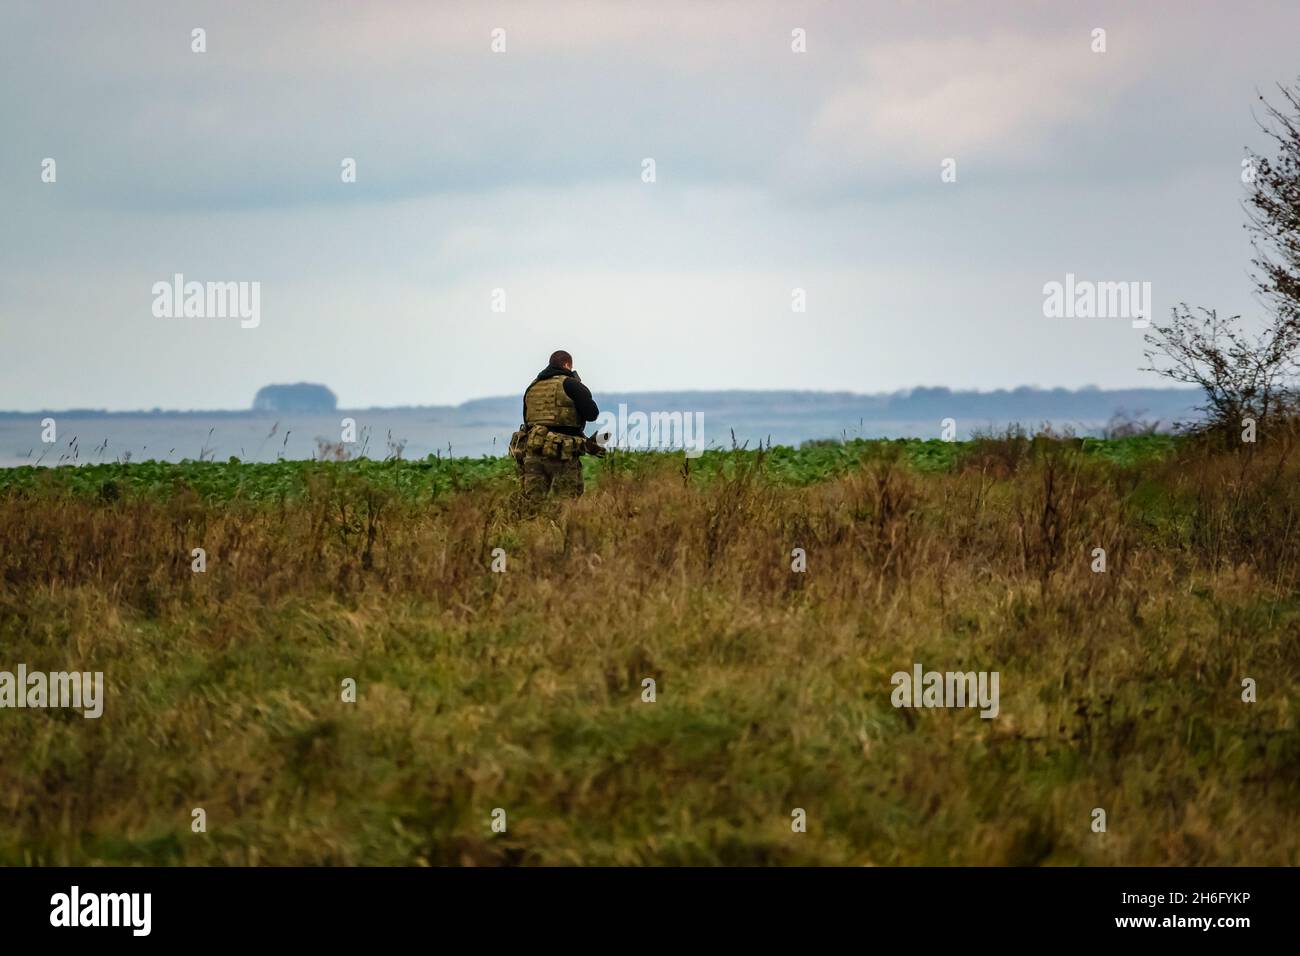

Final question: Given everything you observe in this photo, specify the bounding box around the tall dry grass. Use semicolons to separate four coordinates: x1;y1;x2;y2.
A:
0;436;1296;864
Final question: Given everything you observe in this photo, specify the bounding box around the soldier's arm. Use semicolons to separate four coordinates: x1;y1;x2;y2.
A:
564;376;599;423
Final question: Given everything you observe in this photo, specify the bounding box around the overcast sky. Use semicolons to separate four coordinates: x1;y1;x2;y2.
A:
2;0;1298;410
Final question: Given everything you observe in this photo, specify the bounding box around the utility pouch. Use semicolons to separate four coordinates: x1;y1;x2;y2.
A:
508;427;528;463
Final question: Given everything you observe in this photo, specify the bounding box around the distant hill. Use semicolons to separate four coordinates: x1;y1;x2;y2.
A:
2;385;1203;431
252;383;337;413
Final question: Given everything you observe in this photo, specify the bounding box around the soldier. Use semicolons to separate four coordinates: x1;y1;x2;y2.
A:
510;350;601;499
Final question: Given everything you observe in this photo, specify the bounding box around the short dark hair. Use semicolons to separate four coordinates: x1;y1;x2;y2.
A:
549;350;573;368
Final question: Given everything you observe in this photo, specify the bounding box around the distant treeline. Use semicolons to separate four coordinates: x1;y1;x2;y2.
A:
460;386;1203;426
0;385;1202;425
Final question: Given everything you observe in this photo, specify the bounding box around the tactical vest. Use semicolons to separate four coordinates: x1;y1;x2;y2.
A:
523;376;581;428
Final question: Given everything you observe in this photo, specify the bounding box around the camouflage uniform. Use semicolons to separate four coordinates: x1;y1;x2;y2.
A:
511;375;590;500
522;449;584;498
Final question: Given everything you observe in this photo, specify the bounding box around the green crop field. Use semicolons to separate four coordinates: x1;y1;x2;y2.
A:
0;433;1179;501
1;433;1296;865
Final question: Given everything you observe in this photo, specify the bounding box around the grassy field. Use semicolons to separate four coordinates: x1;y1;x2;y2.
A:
0;433;1296;865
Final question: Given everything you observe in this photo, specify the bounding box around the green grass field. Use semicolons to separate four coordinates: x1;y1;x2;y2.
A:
1;434;1296;865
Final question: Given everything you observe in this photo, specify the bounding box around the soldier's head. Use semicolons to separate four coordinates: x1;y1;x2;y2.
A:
549;350;573;370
